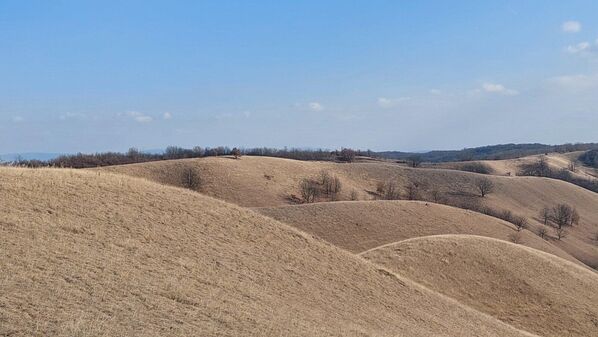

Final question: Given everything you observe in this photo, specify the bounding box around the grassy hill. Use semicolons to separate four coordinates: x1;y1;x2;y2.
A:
0;167;537;336
98;156;598;268
363;235;598;337
257;200;579;264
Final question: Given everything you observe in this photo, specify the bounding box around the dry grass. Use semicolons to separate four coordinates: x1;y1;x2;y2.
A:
362;235;598;337
99;156;598;268
0;167;537;337
257;200;579;264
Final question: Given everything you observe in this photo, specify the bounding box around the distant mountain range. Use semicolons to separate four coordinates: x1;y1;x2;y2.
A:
376;143;598;162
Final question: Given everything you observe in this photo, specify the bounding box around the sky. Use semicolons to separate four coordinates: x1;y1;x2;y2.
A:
1;1;598;153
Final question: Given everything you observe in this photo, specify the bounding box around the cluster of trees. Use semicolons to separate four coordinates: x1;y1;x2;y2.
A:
519;157;598;194
299;171;343;203
377;142;598;163
579;150;598;168
455;162;494;174
538;204;580;240
7;146;368;168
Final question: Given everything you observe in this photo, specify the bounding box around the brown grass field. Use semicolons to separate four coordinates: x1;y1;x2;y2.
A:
363;235;598;337
0;167;540;336
257;200;579;264
100;155;598;268
2;153;598;336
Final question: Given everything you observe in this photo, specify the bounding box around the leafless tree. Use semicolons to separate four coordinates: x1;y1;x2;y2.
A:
182;168;201;190
299;178;319;203
568;161;577;172
405;182;421;200
338;148;356;162
430;190;443;203
509;232;523;244
407;155;423;168
539;207;551;225
555;227;568;240
381;180;401;200
475;177;495;197
231;147;241;159
551;204;579;229
350;189;359;201
513;216;528;232
537;226;548;239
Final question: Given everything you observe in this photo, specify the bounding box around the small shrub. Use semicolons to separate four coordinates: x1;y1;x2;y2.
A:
457;162;493;174
350;189;359;201
181;168;201;190
537;226;548;239
475;177;495;197
509;232;523;244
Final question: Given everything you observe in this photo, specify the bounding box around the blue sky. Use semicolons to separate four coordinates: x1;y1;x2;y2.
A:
1;1;597;153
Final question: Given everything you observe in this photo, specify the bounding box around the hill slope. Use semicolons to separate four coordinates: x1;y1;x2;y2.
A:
257;201;578;264
0;168;535;337
362;235;598;337
98;156;598;268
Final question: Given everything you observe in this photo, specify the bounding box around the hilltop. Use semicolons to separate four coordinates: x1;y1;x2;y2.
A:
363;235;598;337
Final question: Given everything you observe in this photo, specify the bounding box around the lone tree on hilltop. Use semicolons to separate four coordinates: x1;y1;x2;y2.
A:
231;147;241;159
475;177;495;197
407;155;423;168
338;148;356;162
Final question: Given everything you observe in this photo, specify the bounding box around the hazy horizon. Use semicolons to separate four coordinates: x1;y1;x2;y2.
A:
2;1;598;153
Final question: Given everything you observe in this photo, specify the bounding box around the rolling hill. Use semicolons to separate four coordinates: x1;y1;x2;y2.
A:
98;156;598;268
362;235;598;337
0;167;537;337
257;200;579;264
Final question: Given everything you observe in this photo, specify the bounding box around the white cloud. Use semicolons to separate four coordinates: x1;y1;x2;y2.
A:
566;41;591;54
11;116;24;123
377;97;411;108
127;111;153;123
562;21;581;33
308;102;324;112
565;40;598;58
59;112;86;120
162;112;172;120
547;74;598;90
242;110;251;118
481;82;519;96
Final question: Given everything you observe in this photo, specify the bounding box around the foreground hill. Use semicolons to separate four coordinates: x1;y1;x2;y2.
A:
0;168;535;337
99;156;598;268
363;235;598;337
257;201;578;264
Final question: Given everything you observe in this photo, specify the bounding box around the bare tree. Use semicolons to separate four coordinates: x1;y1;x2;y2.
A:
320;171;342;200
513;216;528;232
405;183;421;200
539;207;551;226
182;168;201;190
555;227;568;240
350;189;359;201
509;232;523;244
231;147;241;159
430;190;443;203
475;178;495;197
407;155;423;168
338;148;356;162
381;180;401;200
537;226;548;239
551;204;579;229
568;161;577;172
299;178;319;203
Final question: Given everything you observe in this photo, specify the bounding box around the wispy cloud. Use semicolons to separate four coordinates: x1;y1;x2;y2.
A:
562;20;581;33
565;39;598;58
308;102;324;112
547;74;598;91
162;112;172;120
377;97;411;108
11;116;24;123
127;111;153;123
59;112;87;120
480;82;519;96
